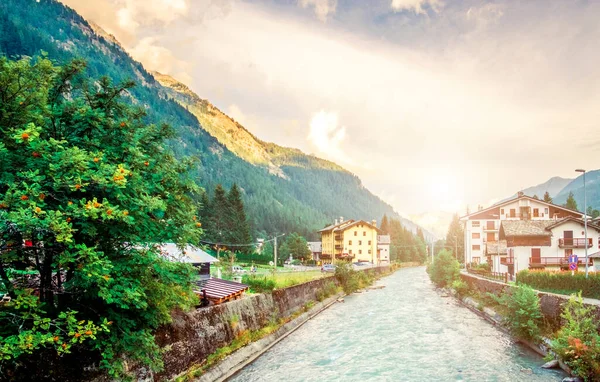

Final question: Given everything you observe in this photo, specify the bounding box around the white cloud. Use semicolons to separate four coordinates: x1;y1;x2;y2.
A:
307;111;350;164
391;0;443;14
299;0;337;22
129;37;192;83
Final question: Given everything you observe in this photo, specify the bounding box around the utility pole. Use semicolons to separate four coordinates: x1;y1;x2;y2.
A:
274;235;278;274
431;241;435;263
576;168;589;278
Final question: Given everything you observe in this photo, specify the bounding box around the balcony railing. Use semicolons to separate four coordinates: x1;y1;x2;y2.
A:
500;257;514;265
483;224;498;232
335;244;343;250
334;235;343;241
558;238;593;248
529;257;592;266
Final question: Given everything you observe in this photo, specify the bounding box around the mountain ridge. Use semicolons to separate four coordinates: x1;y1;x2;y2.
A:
0;0;433;240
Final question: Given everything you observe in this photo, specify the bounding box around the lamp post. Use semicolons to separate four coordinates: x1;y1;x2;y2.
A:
575;169;588;278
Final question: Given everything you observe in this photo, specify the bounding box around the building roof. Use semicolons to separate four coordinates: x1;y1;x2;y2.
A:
159;243;218;264
486;240;507;255
460;194;586;221
193;278;249;304
319;219;381;234
377;235;391;244
545;216;600;232
307;241;322;252
500;220;555;237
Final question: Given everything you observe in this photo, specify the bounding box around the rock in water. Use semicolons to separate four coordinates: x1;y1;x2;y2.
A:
562;378;584;382
541;360;559;369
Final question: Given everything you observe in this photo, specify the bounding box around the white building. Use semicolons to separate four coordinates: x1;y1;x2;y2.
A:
377;235;391;264
460;193;595;275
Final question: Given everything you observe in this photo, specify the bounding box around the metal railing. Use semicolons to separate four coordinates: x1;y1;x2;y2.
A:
500;257;514;265
529;257;592;266
558;238;593;248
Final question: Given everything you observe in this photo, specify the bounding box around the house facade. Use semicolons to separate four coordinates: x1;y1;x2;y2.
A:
319;218;380;264
461;193;592;274
307;241;322;262
377;235;391;264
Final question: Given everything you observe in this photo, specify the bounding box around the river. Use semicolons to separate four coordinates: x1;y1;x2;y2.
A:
231;266;565;381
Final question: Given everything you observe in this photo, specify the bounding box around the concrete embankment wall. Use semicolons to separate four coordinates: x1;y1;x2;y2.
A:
460;273;600;328
154;266;390;380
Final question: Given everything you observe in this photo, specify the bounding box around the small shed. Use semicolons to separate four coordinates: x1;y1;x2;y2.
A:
159;243;218;279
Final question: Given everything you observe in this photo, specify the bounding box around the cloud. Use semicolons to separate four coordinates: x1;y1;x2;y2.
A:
129;37;192;83
390;0;442;14
307;111;350;164
299;0;337;22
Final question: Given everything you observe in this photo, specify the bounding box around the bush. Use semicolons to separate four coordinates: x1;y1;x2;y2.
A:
517;270;600;299
427;250;460;288
470;262;491;272
334;262;360;294
451;279;470;297
494;285;542;341
241;275;276;293
550;293;600;380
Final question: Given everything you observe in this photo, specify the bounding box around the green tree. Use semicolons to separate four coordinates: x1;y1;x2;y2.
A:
210;184;230;243
532;194;539;200
227;184;252;252
426;250;460;287
380;214;390;234
543;191;553;203
446;214;464;263
279;233;311;262
0;57;201;376
495;285;542;341
565;191;578;211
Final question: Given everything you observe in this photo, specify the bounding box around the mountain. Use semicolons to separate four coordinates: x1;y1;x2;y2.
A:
553;170;600;211
507;176;572;200
0;0;430;240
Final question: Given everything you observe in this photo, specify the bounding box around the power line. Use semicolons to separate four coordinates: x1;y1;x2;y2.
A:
199;234;285;248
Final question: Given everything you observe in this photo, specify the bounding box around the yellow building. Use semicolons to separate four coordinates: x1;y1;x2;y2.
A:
319;218;380;264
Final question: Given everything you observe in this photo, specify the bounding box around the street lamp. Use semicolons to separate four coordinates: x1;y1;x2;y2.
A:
575;169;589;278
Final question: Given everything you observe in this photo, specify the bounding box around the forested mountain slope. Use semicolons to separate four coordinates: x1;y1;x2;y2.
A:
0;0;427;239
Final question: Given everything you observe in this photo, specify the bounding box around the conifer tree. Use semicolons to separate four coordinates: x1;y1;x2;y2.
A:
211;184;230;243
446;214;465;263
380;214;390;234
543;191;553;203
565;191;578;211
227;184;252;253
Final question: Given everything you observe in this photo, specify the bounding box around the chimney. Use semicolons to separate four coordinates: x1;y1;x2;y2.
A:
334;218;339;225
372;219;377;227
517;191;524;197
340;216;344;223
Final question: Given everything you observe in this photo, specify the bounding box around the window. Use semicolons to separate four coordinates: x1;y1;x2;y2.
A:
472;221;480;227
545;208;549;215
354;231;357;236
472;245;480;250
510;209;516;217
500;209;504;215
368;240;372;245
363;231;366;236
349;249;353;255
359;240;362;245
533;208;539;217
368;249;372;254
359;249;362;254
472;233;480;239
486;221;495;229
349;240;352;245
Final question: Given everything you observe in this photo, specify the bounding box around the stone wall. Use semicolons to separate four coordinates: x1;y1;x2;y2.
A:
153;275;339;380
460;272;600;329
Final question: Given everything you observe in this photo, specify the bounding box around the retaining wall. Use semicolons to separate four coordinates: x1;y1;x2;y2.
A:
460;272;600;329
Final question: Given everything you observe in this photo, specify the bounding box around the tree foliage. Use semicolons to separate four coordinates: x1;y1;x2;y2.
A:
565;191;579;211
382;216;428;263
494;285;542;341
543;191;553;203
0;57;202;377
445;213;464;263
279;233;311;261
426;250;460;288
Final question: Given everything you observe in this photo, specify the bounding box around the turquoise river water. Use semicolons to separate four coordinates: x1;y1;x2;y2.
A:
231;266;566;381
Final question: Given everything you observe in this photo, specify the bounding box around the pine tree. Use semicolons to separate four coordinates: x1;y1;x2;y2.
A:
198;189;213;240
565;191;578;211
211;184;230;243
380;214;390;234
533;194;539;200
543;191;553;203
446;214;465;263
227;184;252;253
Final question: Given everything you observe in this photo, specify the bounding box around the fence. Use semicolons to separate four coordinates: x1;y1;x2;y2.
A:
467;268;511;283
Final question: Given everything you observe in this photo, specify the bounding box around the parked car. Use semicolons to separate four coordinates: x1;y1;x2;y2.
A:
321;264;336;273
232;265;247;274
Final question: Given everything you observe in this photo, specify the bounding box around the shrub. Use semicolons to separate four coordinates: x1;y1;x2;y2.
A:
427;250;460;288
470;262;491;272
550;293;600;380
334;262;360;294
517;270;600;299
494;285;542;341
241;275;276;293
452;279;469;297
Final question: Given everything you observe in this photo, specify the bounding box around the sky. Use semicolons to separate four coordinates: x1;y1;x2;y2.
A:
60;0;600;233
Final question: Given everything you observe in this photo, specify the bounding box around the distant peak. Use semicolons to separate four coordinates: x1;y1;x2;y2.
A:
88;21;124;50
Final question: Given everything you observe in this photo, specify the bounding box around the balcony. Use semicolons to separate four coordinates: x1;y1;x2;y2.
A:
335;244;343;250
529;257;592;266
500;257;514;265
334;235;343;241
558;238;593;248
483;224;498;232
